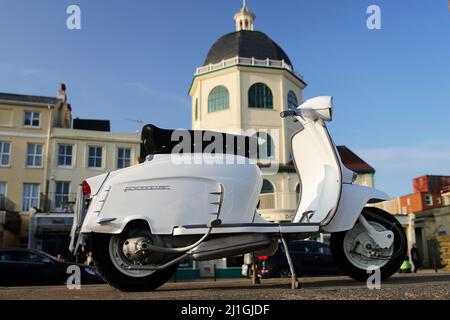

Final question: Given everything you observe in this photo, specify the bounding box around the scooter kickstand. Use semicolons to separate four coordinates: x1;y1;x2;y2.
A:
251;252;261;285
280;236;300;290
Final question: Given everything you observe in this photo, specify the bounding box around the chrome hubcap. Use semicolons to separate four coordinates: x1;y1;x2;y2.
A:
343;221;394;270
109;235;154;277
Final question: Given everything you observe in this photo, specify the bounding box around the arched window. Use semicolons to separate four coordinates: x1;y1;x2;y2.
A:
261;179;274;193
295;183;301;205
253;132;275;160
194;98;199;121
287;91;298;110
208;86;229;113
248;83;273;109
259;179;275;209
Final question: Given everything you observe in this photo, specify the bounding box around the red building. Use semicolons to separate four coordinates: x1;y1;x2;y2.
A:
413;175;450;194
400;175;450;214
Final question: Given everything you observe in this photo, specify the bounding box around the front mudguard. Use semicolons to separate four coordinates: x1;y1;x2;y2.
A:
322;184;389;233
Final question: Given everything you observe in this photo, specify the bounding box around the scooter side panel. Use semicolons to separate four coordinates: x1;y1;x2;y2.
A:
81;154;262;235
291;120;342;224
321;184;389;233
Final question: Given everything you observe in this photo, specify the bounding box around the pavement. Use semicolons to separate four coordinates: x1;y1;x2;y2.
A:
1;271;450;300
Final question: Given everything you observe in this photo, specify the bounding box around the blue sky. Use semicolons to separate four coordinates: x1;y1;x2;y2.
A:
0;0;449;197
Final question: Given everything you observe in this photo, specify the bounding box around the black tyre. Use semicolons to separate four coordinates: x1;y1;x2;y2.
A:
91;233;178;292
330;207;407;282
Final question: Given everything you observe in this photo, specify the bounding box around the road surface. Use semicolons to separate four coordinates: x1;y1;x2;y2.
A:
1;272;449;300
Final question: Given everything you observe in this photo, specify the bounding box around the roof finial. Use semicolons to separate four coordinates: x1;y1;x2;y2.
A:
234;0;255;31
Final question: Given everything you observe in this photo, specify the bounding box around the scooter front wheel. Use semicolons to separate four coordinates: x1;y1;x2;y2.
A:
91;233;178;292
330;207;407;282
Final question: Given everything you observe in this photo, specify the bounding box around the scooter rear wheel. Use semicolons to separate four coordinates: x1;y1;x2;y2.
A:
330;207;407;282
91;233;178;292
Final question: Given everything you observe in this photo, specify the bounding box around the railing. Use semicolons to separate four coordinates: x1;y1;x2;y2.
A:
0;195;16;212
258;191;301;211
41;193;78;213
195;56;304;80
259;193;276;210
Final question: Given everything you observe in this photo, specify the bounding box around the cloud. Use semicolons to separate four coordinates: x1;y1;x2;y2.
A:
355;141;450;196
19;68;39;76
124;81;190;108
357;141;450;173
0;63;40;77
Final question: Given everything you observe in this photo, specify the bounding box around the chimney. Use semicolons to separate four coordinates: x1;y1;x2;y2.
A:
57;83;67;102
65;103;73;128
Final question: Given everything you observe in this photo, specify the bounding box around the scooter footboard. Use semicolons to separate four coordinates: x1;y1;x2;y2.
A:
321;184;389;233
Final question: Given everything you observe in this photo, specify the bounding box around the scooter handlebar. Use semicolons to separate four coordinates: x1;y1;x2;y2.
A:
280;110;298;118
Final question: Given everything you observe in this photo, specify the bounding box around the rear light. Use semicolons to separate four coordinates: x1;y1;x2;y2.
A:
81;180;91;196
257;256;268;261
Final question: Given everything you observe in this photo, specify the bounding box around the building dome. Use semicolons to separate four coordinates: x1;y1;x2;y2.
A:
203;30;293;68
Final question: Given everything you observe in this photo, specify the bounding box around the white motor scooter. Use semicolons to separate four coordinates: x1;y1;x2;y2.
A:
70;96;406;292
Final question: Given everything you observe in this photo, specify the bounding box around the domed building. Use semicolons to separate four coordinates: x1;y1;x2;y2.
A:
189;2;306;223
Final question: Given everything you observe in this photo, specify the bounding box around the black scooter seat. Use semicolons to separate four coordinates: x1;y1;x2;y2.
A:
141;124;258;158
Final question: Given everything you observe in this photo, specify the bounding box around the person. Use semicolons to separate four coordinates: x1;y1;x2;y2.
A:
85;251;94;266
399;255;412;273
410;244;421;273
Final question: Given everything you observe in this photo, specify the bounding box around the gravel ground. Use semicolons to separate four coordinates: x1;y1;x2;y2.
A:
1;272;449;300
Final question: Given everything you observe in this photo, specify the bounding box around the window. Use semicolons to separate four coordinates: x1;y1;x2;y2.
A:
318;243;331;255
194;99;199;121
259;179;275;210
295;183;301;204
0;142;11;166
248;83;273;109
208;86;229;112
0;182;6;208
15;251;50;263
254;132;275;160
287;91;298;110
22;183;40;212
54;181;70;210
117;148;131;169
0;182;6;197
57;144;73;167
26;143;43;167
444;195;450;206
289;242;312;253
438;225;447;236
24;111;40;128
424;194;433;206
88;146;103;168
0;251;14;262
261;179;274;194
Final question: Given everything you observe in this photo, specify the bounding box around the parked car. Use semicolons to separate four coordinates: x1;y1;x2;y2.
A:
243;240;341;278
0;248;104;286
